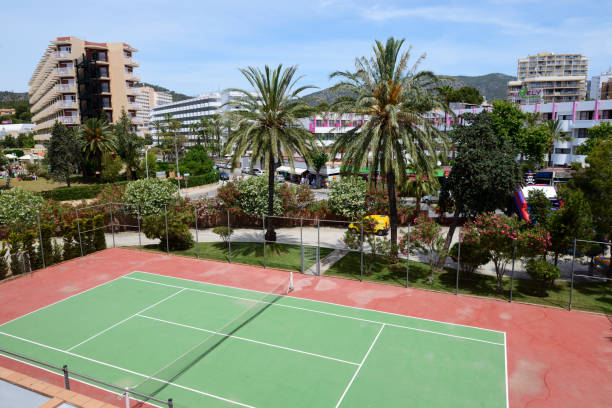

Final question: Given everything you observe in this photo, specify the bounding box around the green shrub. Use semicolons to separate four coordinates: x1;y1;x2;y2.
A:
329;176;367;220
41;182;129;201
235;176;282;217
525;259;560;296
0;188;44;225
62;227;80;260
212;226;233;244
39;223;54;267
142;208;194;251
101;153;123;183
176;171;219;188
0;241;9;279
449;241;491;274
93;215;106;251
124;178;178;216
82;218;95;254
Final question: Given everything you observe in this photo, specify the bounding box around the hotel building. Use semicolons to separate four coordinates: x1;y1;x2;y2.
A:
135;86;173;133
507;53;588;105
28;36;141;141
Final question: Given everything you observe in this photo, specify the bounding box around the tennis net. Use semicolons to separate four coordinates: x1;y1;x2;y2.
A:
131;275;291;399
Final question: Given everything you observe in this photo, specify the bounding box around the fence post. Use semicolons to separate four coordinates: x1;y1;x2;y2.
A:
300;218;304;274
164;204;169;254
168;398;173;408
316;219;320;276
62;365;70;390
360;221;364;282
262;215;266;268
510;238;517;302
569;239;576;310
455;228;461;295
137;204;142;251
109;203;116;248
227;210;231;263
194;208;199;259
75;209;84;257
405;223;410;288
36;213;45;269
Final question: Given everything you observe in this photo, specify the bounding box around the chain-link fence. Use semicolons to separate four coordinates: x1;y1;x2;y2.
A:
2;203;610;315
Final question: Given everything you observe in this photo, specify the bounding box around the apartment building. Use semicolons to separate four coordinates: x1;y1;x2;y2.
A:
135;86;173;133
28;36;141;141
589;72;612;99
601;79;612;100
507;53;588;105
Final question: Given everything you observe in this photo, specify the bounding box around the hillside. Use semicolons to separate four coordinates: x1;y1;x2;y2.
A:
446;73;515;102
302;73;515;106
135;82;193;102
0;91;29;107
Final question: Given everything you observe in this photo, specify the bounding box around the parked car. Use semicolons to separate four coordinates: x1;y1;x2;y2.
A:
251;168;265;176
242;166;250;174
423;195;439;205
275;174;286;183
348;215;390;236
219;172;229;181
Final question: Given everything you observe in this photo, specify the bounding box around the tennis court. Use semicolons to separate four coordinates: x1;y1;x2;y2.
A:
0;270;508;408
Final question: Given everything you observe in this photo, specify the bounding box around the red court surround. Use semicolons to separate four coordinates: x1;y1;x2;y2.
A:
0;248;610;408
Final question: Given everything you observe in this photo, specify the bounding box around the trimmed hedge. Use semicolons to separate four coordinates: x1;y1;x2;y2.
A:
41;181;129;201
170;170;219;189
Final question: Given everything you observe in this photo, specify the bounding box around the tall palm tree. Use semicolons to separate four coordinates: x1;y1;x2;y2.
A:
209;114;224;157
223;64;318;241
545;119;571;167
329;37;449;247
79;117;115;181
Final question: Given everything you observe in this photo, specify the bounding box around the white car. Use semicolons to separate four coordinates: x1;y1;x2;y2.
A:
242;166;250;174
252;168;265;176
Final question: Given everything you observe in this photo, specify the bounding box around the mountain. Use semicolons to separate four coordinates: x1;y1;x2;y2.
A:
0;91;29;107
302;73;515;106
135;82;193;102
444;73;515;102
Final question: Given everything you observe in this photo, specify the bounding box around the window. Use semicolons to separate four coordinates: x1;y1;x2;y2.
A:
101;96;111;108
554;148;571;154
576;128;588;139
98;67;109;77
99;82;110;92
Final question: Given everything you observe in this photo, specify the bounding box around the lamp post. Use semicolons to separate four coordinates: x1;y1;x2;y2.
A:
145;146;151;179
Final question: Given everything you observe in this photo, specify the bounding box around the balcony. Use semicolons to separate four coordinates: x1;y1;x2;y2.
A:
54;50;73;59
55;67;74;76
131;117;144;124
59;116;80;125
126;74;141;82
55;83;76;92
125;58;140;67
126;87;140;96
56;100;77;109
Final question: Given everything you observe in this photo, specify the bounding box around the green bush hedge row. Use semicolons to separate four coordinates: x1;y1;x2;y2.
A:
41;181;129;201
170;171;219;189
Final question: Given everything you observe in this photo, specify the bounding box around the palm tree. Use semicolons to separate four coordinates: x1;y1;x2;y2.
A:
223;64;318;241
79;117;115;181
197;116;210;147
329;37;449;248
545;119;570;167
209;114;224;157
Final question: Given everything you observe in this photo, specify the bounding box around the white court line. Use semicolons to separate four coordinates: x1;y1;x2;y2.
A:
504;332;509;408
67;289;186;351
0;331;255;408
123;276;504;347
137;314;359;366
131;270;506;335
335;324;385;408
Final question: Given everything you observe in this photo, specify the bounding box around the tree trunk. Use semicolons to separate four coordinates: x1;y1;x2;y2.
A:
437;208;461;270
265;155;277;242
66;169;71;187
386;171;398;248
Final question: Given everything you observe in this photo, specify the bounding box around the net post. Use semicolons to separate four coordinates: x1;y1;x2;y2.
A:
62;365;70;390
164;204;169;254
36;212;45;269
300;218;304;274
194;208;199;259
316;218;320;276
75;209;84;257
124;388;130;408
137;204;142;251
360;220;364;282
109;203;116;248
227;210;231;263
168;398;173;408
510;238;516;302
406;223;410;288
456;227;460;295
569;239;576;310
262;215;266;268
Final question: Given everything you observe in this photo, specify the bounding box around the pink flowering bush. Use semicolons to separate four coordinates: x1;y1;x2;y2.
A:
463;212;550;292
400;215;446;283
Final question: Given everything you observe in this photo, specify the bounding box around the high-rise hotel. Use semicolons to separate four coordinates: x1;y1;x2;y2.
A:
507;52;588;105
28;36;141;141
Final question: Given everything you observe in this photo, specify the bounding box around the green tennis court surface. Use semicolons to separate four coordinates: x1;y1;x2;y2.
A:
0;271;508;407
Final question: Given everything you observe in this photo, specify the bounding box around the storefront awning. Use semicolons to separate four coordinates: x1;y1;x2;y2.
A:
276;166;308;175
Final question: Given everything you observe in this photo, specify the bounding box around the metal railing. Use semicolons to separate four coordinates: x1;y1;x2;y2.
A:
0;347;173;407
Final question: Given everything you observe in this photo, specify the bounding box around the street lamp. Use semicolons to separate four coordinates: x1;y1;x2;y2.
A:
145;146;151;179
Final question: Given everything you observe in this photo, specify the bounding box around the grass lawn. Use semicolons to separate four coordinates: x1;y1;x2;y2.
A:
325;252;611;315
140;241;334;273
9;178;85;192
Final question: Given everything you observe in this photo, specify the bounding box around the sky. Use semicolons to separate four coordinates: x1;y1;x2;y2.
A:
2;0;612;96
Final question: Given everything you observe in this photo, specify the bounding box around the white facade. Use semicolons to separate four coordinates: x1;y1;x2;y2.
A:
135;87;174;134
589;72;612;100
0;123;35;140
